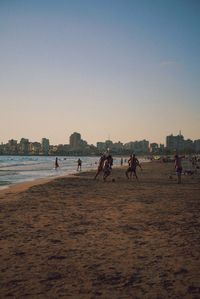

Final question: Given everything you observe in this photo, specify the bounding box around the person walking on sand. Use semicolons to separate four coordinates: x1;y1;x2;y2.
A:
94;154;106;179
174;154;184;184
55;157;59;170
125;154;142;181
77;158;82;171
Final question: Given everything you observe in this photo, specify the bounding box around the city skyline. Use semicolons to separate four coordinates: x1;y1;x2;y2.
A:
1;131;199;147
0;129;198;146
1;1;200;144
1;130;200;156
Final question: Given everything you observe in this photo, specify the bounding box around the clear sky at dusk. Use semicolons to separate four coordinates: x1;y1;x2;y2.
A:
0;0;199;145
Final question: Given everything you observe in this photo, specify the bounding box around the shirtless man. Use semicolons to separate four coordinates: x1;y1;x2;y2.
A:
103;154;113;181
94;154;106;179
125;154;141;181
174;154;184;184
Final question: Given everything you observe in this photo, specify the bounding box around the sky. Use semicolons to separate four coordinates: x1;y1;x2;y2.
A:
0;0;200;145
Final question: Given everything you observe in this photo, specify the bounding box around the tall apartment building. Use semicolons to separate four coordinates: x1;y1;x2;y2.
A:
69;132;81;149
166;133;185;153
8;139;18;154
19;138;29;154
124;140;149;153
41;138;50;155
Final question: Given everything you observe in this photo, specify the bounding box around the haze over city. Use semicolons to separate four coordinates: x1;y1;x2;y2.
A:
1;0;199;145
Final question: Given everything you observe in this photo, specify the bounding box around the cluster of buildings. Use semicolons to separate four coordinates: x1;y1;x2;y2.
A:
0;132;200;156
166;133;200;154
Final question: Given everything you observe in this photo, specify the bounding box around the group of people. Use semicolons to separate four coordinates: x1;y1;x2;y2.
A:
55;153;189;184
55;157;82;171
94;153;142;181
94;154;114;181
55;154;143;182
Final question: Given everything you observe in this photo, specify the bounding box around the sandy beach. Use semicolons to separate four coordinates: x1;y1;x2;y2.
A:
0;161;200;299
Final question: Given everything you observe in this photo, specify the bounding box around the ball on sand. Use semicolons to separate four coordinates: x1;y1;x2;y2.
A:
112;178;115;182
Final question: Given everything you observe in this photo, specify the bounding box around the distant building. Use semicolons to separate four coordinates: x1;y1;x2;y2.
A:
166;133;185;153
69;132;88;151
124;140;149;154
112;142;124;153
150;143;159;154
49;145;58;155
19;138;29;155
8;139;18;154
194;139;200;153
41;138;50;155
124;142;135;151
184;139;194;153
134;140;149;153
105;140;113;151
30;142;42;155
56;144;70;155
69;132;81;149
159;144;165;153
96;142;106;152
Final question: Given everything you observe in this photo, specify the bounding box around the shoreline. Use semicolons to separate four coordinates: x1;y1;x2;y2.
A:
0;162;133;196
0;169;94;198
0;156;150;193
1;162;200;298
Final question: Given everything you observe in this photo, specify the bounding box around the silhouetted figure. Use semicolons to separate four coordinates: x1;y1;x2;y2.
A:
103;154;113;181
174;154;184;184
120;157;123;166
55;157;59;169
77;158;82;171
94;154;106;179
125;154;141;181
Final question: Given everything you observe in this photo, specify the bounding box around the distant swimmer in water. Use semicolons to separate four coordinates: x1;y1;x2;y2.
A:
94;154;106;179
55;157;59;169
125;154;142;181
77;158;82;171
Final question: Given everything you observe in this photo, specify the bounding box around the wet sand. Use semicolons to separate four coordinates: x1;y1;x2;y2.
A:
0;162;200;298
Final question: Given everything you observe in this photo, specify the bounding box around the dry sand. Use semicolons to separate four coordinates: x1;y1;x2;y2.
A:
0;162;200;299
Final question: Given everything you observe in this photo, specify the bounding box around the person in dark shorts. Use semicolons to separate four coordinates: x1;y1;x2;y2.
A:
125;154;142;181
174;154;184;184
77;158;82;171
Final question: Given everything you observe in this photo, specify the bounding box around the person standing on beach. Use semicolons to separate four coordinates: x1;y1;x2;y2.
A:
103;154;113;181
77;158;82;171
55;157;59;169
120;157;123;166
94;154;106;179
125;154;141;181
174;154;184;184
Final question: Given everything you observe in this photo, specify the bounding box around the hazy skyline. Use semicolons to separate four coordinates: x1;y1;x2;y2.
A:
1;0;200;145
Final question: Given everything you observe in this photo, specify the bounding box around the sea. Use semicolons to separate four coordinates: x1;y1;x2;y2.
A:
0;155;126;190
0;155;150;190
